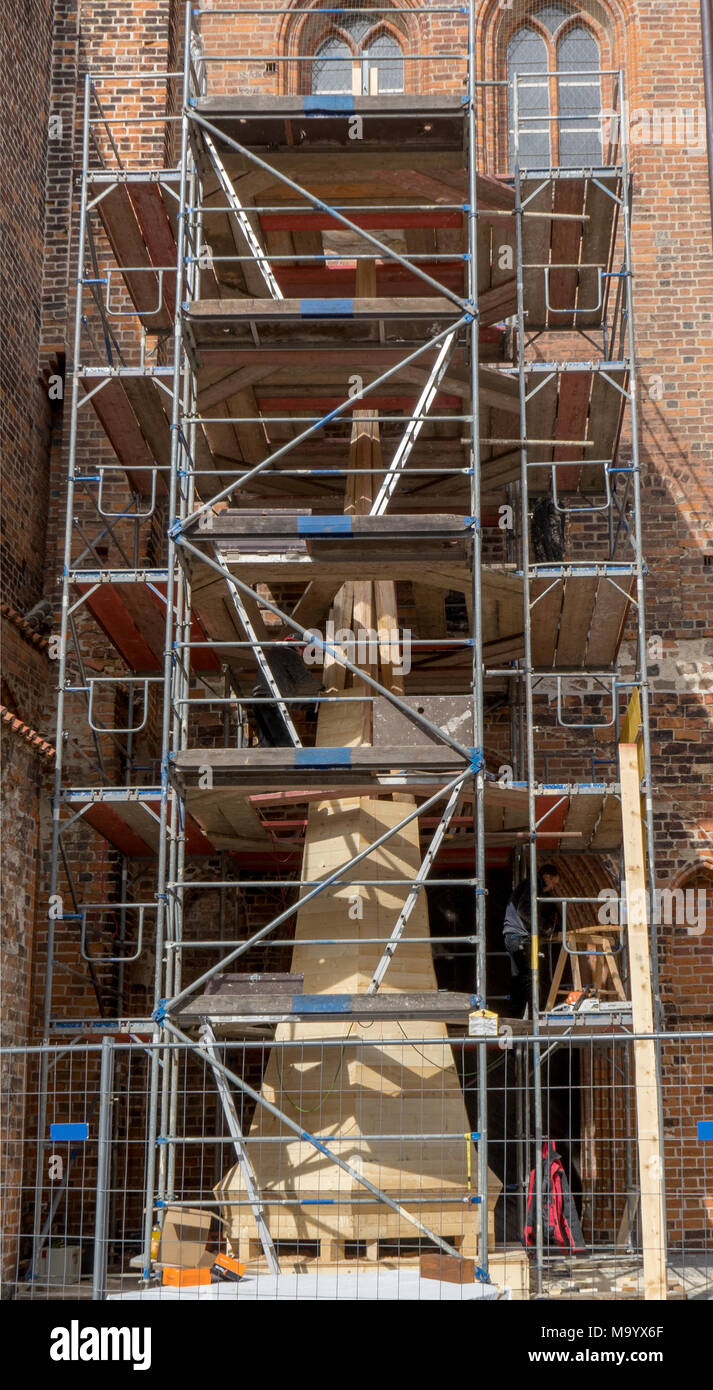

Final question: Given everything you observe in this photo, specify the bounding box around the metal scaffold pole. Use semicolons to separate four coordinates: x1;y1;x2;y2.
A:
142;0;195;1278
467;0;490;1277
511;71;545;1296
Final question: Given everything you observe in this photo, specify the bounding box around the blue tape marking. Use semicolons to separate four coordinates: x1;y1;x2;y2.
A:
50;1123;89;1142
296;994;352;1014
300;298;354;318
294;747;352;767
297;515;352;536
303;94;354;114
300;1199;335;1206
698;1121;713;1141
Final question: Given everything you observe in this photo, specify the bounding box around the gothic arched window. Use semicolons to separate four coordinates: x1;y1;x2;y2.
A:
506;5;603;170
507;26;551;167
311;20;404;95
557;26;603;167
312;37;352;94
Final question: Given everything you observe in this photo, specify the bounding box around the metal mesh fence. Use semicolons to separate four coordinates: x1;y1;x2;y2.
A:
2;1032;711;1301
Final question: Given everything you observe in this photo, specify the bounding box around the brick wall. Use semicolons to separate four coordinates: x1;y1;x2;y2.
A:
0;0;55;613
0;0;56;1289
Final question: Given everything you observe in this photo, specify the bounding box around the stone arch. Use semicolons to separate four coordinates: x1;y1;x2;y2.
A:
278;1;419;95
475;0;637;172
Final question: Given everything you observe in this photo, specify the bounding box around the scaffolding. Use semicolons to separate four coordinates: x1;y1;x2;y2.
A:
5;1;706;1303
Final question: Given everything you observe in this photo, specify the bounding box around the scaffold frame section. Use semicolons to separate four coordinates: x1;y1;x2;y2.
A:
34;0;668;1303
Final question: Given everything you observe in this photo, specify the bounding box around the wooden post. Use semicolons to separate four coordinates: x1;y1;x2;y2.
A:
618;742;667;1300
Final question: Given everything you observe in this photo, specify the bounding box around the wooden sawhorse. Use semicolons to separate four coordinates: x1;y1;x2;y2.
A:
546;926;627;1011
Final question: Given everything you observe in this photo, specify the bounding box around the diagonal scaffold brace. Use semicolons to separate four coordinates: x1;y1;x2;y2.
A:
198;1021;281;1274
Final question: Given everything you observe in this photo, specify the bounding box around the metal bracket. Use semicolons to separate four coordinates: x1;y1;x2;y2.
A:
97;465;157;518
105;265;165;319
80;902;150;963
87;677;150;734
556;673;617;729
544;265;604;317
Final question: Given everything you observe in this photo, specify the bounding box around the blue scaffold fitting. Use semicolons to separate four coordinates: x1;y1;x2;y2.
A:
152;1002;168;1024
474;1264;491;1283
301;1130;332;1159
155;1199;167;1209
470;994;485;1010
156;1137;168;1147
167;520;183;540
470;748;485;773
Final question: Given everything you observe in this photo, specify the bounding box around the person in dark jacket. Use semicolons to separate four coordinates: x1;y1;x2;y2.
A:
502;864;561;1019
250;645;322;746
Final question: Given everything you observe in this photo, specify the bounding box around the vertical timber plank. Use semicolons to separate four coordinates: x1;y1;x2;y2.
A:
619;743;667;1301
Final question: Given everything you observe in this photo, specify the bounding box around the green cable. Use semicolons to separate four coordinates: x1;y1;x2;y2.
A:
274;1027;353;1115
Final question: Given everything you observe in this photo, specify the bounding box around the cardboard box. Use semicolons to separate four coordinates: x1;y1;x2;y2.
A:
212;1253;246;1281
159;1206;214;1270
162;1265;211;1288
420;1252;476;1285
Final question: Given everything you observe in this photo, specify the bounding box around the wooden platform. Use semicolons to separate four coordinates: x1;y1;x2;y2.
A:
175;989;476;1026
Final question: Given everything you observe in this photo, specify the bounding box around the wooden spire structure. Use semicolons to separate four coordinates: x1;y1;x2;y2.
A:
217;266;500;1261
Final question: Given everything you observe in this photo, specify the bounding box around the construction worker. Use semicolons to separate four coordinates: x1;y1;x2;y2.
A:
502;864;561;1019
